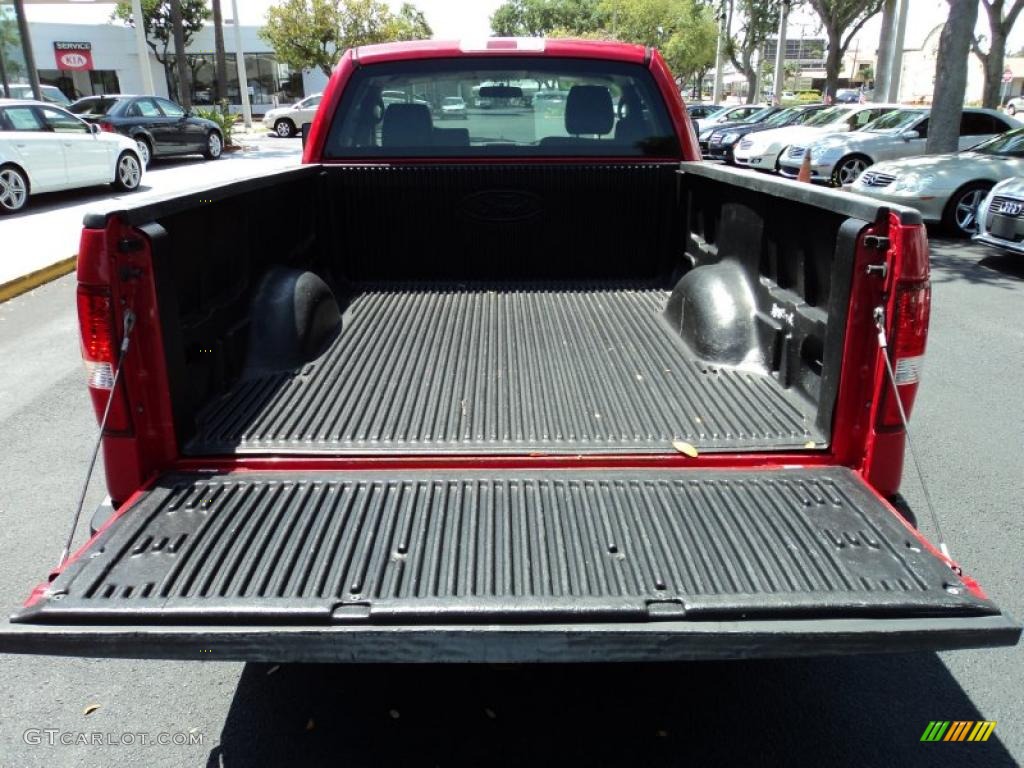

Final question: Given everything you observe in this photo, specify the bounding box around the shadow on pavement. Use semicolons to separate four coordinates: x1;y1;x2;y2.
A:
927;234;1024;287
207;655;1015;767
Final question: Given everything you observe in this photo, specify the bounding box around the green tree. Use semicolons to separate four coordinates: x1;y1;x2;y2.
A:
726;0;779;103
972;0;1024;108
807;0;884;100
491;0;607;36
261;0;433;78
113;0;210;99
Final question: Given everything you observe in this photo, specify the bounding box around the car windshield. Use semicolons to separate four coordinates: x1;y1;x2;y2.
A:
69;98;121;116
970;127;1024;157
326;57;679;158
741;107;776;123
863;109;925;132
443;97;464;105
760;107;799;126
800;106;850;127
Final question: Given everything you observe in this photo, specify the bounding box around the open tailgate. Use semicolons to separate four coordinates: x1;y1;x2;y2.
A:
1;467;1018;662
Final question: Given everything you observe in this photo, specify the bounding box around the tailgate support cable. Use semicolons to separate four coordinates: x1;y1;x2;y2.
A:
873;306;950;560
58;309;136;568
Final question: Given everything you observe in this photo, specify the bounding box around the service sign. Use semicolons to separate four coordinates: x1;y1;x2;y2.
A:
54;42;94;72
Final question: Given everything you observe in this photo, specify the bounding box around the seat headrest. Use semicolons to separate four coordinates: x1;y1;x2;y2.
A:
565;85;614;136
382;103;433;146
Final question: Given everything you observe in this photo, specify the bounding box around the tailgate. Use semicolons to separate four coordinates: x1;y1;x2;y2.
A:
1;467;1018;662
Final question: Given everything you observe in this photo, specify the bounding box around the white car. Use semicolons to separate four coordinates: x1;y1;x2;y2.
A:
697;103;766;132
851;128;1024;237
261;93;322;138
0;99;143;214
974;176;1024;254
5;84;73;106
779;107;1020;186
732;104;898;171
440;96;467;119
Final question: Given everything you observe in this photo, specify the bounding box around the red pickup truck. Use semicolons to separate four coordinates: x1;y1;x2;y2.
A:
1;39;1018;661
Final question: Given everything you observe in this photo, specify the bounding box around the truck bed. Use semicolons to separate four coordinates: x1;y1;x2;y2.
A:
188;281;819;455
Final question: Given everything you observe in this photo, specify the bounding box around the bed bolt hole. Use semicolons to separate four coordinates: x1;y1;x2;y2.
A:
607;544;618;554
396;544;407;555
905;541;921;552
944;584;961;595
655;581;667;591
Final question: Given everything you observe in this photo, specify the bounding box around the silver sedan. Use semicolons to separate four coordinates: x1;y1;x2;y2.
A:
848;127;1024;237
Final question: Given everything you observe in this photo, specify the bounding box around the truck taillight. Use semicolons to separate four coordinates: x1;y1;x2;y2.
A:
878;281;930;428
77;285;131;432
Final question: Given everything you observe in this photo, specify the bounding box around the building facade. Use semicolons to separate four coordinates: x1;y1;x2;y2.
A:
3;20;329;114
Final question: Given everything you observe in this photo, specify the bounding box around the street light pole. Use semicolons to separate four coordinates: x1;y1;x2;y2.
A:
130;0;156;94
12;0;42;102
772;0;791;104
712;3;727;103
230;0;252;128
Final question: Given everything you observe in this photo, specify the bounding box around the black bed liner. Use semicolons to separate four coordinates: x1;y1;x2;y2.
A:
7;465;1018;661
16;467;996;624
187;283;821;455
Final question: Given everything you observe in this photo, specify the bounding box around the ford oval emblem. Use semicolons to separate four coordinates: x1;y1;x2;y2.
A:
458;189;544;223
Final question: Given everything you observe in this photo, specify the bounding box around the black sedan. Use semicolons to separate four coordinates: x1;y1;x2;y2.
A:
69;95;224;167
697;105;785;157
706;104;830;164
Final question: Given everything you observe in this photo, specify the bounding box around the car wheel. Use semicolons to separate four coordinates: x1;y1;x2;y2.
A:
135;137;152;168
112;151;142;192
0;164;29;214
204;131;223;160
274;119;295;138
831;154;871;186
942;181;992;238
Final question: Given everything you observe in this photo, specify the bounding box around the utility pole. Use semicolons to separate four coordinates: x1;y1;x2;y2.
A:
230;0;252;128
11;0;41;102
169;0;191;106
772;0;791;104
712;2;727;103
874;0;896;101
130;0;156;94
886;0;909;102
212;0;228;105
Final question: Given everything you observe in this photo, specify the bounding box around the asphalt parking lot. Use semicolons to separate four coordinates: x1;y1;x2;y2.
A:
0;152;1021;765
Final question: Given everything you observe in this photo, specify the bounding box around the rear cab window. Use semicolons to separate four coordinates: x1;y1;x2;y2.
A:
324;57;679;158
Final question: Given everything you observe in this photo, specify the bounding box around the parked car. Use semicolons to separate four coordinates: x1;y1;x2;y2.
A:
698;105;783;156
706;104;830;164
1;38;1017;663
733;104;898;171
850;127;1024;237
1004;95;1024;115
0;98;143;213
261;93;322;138
686;102;721;120
69;95;224;167
834;88;863;104
779;107;1019;186
974;176;1024;254
5;84;73;106
697;103;766;132
440;95;467;119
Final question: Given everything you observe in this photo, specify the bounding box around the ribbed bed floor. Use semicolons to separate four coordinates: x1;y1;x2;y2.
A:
188;283;821;455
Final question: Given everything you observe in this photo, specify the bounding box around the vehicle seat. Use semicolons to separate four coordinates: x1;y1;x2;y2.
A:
433;127;470;146
382;103;433;147
614;86;647;147
539;85;614;147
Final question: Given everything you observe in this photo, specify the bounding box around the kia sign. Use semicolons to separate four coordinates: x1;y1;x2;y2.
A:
54;42;94;72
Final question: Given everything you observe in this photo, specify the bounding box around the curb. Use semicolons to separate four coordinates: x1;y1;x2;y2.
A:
0;255;77;304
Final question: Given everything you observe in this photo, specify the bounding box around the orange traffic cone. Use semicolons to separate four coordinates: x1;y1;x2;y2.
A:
797;148;812;183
